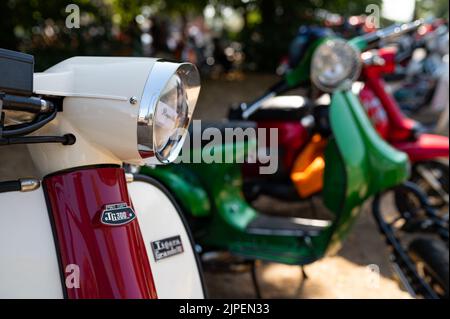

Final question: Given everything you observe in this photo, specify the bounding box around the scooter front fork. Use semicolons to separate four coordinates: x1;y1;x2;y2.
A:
415;164;449;206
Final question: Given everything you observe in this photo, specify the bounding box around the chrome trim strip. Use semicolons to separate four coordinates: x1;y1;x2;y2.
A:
20;178;41;192
32;91;128;101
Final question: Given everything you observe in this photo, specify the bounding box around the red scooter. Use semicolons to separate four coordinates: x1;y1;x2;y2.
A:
359;47;449;211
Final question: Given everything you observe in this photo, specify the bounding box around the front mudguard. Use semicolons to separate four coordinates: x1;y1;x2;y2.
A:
323;91;410;248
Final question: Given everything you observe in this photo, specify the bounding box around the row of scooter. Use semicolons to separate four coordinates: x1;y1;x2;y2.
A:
0;19;448;299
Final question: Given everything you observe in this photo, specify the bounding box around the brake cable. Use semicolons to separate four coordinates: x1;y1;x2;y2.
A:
0;94;57;138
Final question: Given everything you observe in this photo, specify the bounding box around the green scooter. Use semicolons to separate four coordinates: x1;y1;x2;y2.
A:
138;23;426;296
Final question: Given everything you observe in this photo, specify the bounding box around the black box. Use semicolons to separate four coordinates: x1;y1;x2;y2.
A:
0;48;34;96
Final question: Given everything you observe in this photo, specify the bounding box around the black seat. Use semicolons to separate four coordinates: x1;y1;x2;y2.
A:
247;95;313;121
246;215;331;237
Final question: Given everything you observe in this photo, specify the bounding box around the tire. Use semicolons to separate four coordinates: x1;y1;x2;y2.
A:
408;238;449;298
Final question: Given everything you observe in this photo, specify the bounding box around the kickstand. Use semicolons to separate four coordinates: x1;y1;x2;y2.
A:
296;266;308;297
250;260;263;299
309;198;318;219
301;265;308;280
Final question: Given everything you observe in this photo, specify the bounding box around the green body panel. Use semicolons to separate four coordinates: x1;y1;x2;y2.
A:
285;38;325;88
323;91;410;252
349;36;369;51
141;164;211;218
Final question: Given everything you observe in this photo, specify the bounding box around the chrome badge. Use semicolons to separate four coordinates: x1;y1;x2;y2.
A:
100;203;136;226
151;236;184;261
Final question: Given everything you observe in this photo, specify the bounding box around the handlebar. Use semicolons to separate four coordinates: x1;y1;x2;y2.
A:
241;80;290;119
0;93;57;138
0;93;53;114
362;19;424;47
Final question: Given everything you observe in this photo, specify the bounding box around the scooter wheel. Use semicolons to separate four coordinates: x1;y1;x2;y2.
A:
408;238;449;299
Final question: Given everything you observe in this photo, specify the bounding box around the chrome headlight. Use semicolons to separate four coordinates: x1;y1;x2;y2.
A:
311;39;362;92
138;62;200;164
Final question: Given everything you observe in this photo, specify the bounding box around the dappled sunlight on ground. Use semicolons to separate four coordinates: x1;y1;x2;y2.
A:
260;258;410;299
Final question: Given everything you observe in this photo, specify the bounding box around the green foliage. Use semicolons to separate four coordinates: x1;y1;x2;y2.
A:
1;0;120;70
416;0;449;19
229;0;383;70
3;0;439;73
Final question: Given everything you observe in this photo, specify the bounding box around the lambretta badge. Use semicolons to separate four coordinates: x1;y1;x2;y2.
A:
151;236;184;261
100;203;136;226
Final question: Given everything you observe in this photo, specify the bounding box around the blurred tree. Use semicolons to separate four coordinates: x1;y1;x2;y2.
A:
0;0;395;72
415;0;449;19
0;0;120;70
216;0;383;70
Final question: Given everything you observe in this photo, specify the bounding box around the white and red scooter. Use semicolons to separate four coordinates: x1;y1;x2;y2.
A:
0;48;205;299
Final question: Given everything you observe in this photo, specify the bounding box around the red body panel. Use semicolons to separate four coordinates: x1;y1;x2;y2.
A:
393;134;450;162
361;48;449;163
362;49;416;142
359;85;390;139
44;167;158;299
259;121;309;170
243;121;309;177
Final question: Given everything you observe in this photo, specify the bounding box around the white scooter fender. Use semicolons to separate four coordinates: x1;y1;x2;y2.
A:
128;175;206;299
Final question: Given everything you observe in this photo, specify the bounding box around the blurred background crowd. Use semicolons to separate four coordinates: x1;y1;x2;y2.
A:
1;0;448;73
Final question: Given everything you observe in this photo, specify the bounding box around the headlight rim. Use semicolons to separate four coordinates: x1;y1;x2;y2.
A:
137;60;200;164
311;38;362;93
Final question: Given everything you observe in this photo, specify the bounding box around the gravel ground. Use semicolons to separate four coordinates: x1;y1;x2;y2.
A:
0;72;429;299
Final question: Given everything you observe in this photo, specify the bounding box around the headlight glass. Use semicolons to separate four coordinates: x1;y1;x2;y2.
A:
311;39;361;92
153;73;188;162
137;62;200;164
